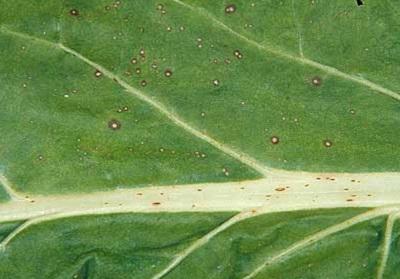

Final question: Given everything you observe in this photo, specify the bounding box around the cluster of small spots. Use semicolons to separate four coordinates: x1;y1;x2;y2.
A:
244;23;254;29
105;1;121;10
117;106;129;113
222;167;230;176
225;4;237;14
108;119;121;130
194;151;207;158
196;38;203;49
156;3;167;15
234;50;243;59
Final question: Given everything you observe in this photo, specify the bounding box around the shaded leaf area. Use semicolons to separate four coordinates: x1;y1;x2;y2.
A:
0;212;234;279
2;209;395;278
163;208;369;279
258;217;386;279
0;0;398;188
384;219;400;279
0;221;23;242
0;182;10;202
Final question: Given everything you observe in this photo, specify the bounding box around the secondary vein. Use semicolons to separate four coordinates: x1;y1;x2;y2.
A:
242;207;400;279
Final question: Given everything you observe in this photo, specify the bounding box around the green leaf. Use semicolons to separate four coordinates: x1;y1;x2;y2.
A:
0;0;399;278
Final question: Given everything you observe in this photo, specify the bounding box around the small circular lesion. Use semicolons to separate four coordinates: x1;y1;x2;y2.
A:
311;76;322;86
69;9;79;16
270;136;280;145
323;139;333;148
108;119;122;130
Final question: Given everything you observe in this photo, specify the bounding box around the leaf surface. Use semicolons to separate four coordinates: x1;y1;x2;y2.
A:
0;0;399;278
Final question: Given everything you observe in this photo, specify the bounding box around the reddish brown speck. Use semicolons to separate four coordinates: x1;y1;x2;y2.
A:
346;199;354;202
275;187;286;192
152;202;161;206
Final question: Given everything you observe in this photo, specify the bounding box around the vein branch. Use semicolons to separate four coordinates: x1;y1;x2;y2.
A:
151;210;259;279
171;0;400;102
242;207;400;279
0;174;25;201
291;0;304;57
377;212;399;279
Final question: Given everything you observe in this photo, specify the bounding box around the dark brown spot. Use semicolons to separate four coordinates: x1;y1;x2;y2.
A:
152;202;161;206
275;187;286;192
311;76;322;86
225;4;236;14
70;9;79;16
108;119;121;130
